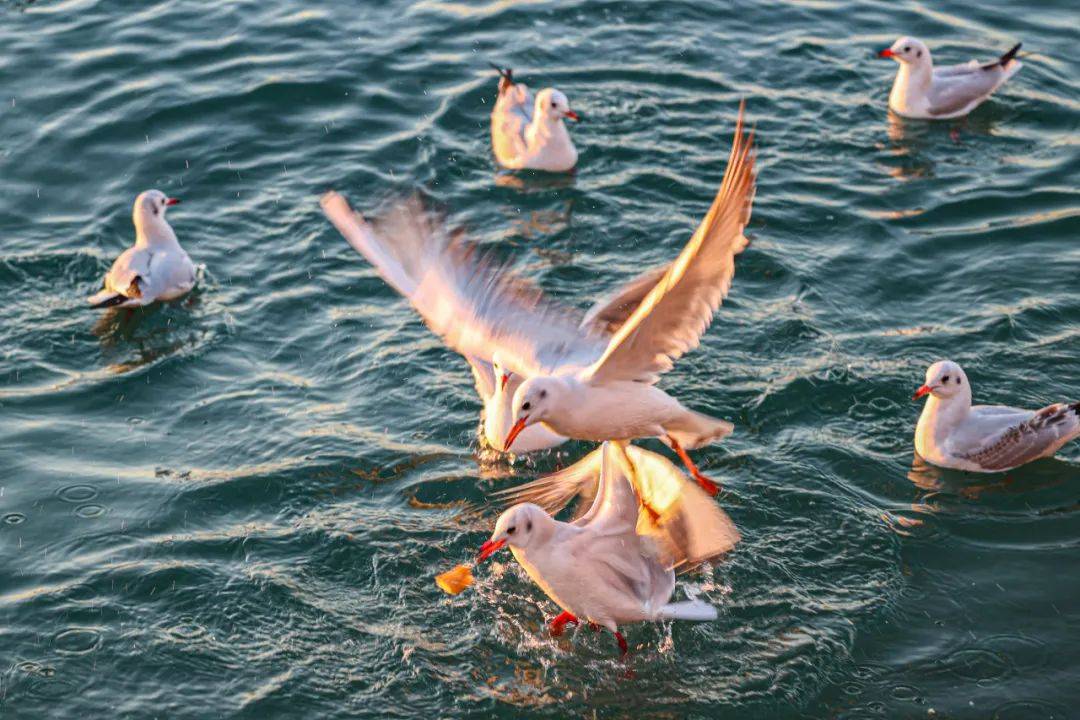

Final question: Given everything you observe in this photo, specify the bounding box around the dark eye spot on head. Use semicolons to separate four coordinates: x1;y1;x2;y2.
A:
526;520;532;532
956;376;961;384
903;46;910;52
539;389;547;399
917;50;922;57
522;401;531;411
152;206;159;216
506;526;516;535
942;375;950;383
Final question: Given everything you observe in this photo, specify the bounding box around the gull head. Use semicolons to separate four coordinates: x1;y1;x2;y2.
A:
878;36;930;67
504;376;562;451
491;351;512;393
535;88;580;124
133;189;181;238
477;503;549;561
913;360;969;401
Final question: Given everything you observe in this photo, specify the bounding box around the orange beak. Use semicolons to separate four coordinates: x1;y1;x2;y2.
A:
878;48;895;58
165;197;181;206
503;416;528;451
913;384;932;400
564;110;580;122
477;538;506;561
500;373;510;391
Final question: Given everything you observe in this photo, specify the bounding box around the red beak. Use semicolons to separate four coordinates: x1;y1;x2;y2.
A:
913;384;932;400
564;110;580;122
878;48;895;58
477;538;507;561
503;416;528;452
165;198;181;206
500;373;510;391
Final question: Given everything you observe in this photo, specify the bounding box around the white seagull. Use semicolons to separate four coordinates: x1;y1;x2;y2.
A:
878;37;1022;119
321;194;666;454
87;190;196;309
502;105;755;493
914;360;1080;472
477;442;740;655
322;103;754;489
489;65;579;172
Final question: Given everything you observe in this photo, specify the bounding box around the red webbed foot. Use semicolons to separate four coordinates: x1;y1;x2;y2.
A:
549;611;578;637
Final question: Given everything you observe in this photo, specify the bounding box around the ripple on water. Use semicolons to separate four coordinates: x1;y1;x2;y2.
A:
56;484;99;503
53;627;103;655
74;504;106;518
939;647;1012;683
992;699;1070;719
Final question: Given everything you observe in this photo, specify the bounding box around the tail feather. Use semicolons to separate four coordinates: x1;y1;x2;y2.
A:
658;600;718;622
998;42;1022;67
664;410;734;450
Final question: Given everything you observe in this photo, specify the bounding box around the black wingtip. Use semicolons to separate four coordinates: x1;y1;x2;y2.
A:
488;62;514;90
89;293;129;309
999;42;1022;66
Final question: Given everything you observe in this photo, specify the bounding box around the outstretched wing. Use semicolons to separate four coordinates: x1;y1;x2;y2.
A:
321;192;605;377
492;447;603;518
582;102;756;384
957;403;1080;471
580;264;670;336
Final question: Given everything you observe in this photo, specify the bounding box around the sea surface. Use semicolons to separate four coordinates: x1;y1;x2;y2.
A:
1;0;1078;718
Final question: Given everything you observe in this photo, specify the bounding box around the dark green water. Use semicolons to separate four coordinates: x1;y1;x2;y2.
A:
1;0;1078;717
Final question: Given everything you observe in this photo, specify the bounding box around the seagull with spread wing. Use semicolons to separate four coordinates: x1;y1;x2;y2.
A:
321;103;755;489
476;441;740;656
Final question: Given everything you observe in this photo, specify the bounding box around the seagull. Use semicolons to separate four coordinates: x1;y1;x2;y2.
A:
477;441;740;655
321;194;666;454
913;360;1080;472
321;102;753;487
489;64;579;172
878;37;1022;119
87;190;196;309
502;105;755;493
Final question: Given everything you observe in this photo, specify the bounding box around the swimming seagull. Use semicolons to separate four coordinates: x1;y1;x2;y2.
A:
489;64;580;172
878;37;1022;119
87;190;196;308
320;194;667;454
322;102;754;487
913;360;1080;472
478;442;740;655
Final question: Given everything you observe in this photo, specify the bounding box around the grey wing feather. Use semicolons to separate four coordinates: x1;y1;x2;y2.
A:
927;68;1005;116
957;403;1080;470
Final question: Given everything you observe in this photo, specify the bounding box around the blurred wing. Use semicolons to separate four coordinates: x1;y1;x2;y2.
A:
573;442;642;534
927;69;1003;116
321;192;605;377
583;103;756;384
622;445;741;570
492;447;603;516
466;356;496;401
957;403;1080;471
580;263;670;336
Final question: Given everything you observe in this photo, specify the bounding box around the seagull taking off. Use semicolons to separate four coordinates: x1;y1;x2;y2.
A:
478;442;740;655
87;190;196;309
878;37;1022;119
914;360;1080;472
489;64;580;172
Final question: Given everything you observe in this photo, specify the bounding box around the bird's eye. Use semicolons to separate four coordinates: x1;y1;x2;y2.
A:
903;46;910;52
539;389;547;399
550;100;556;108
526;520;532;532
522;402;531;411
506;526;516;535
941;375;950;383
956;377;961;384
